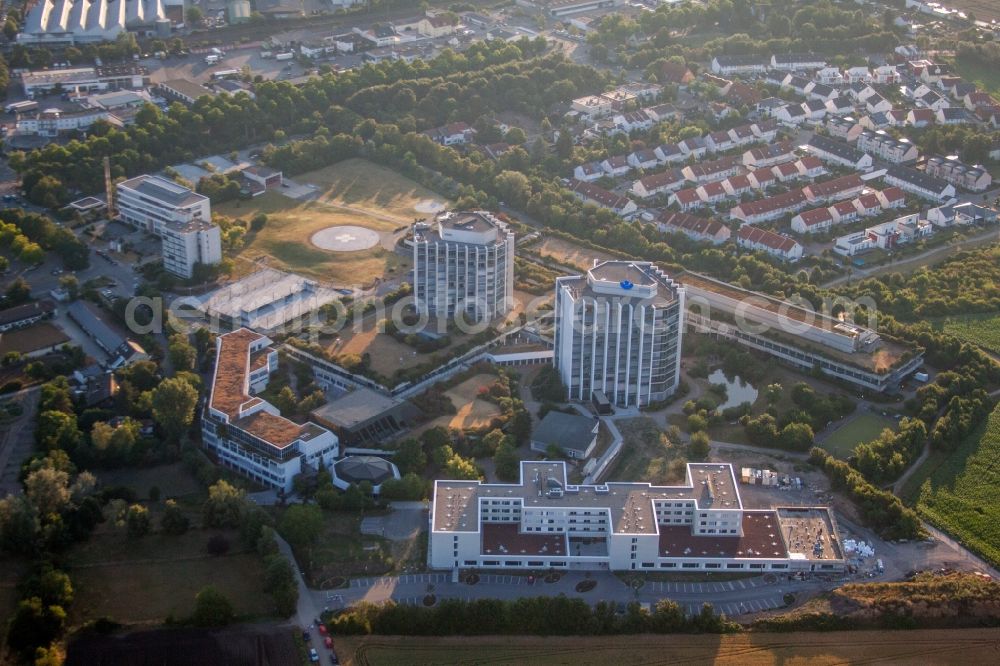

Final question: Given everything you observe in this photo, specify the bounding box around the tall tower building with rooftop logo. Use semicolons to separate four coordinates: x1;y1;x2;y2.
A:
554;260;685;408
411;211;515;324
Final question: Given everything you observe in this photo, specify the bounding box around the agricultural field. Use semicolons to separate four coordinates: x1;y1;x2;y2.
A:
336;629;1000;665
820;413;897;460
940;312;1000;355
67;527;271;626
430;373;503;431
906;403;1000;568
216;159;448;285
605;417;686;485
947;0;1000;23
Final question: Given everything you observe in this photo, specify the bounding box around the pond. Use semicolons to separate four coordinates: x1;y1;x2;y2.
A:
708;369;759;411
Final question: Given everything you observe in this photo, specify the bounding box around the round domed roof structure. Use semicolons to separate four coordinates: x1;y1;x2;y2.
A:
333;456;397;486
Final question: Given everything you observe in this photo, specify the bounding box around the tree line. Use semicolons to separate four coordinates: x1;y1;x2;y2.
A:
329;596;738;636
7;39;571;205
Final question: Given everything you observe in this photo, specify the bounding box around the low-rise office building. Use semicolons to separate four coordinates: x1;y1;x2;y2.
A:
117;174;212;236
681;271;923;392
202;329;339;492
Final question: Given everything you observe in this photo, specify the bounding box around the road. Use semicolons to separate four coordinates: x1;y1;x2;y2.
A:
0;387;39;497
822;226;1000;288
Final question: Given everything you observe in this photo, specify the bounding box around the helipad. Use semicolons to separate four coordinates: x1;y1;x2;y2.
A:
310;225;381;252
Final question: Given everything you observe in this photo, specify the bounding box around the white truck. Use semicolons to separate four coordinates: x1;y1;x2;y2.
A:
204;54;220;65
275;52;294;61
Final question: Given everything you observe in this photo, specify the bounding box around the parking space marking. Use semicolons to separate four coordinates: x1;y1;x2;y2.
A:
737;579;746;589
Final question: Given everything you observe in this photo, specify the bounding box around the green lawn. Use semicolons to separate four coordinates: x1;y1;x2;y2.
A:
940;312;1000;355
67;527;272;626
906;403;1000;568
954;56;1000;97
216;159;447;284
605;417;686;484
821;413;897;459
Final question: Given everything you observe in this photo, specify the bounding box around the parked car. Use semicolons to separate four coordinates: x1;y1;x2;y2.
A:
302;629;310;641
323;636;333;649
318;624;327;636
309;648;319;663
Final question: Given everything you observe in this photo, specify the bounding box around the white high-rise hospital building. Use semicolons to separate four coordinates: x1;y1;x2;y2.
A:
412;211;515;323
554;261;685;408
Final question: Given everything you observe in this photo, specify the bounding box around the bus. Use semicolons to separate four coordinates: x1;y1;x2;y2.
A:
211;69;240;80
4;100;38;114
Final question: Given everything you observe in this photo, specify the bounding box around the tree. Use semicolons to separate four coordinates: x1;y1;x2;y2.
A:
167;333;197;373
160;499;190;535
202;480;247;529
689;431;710;459
0;496;39;557
273;386;298;415
185;6;204;25
57;274;79;301
6;597;65;658
24;467;71;516
393;438;426;476
278;504;323;548
151;377;199;441
476;428;506;458
494;441;519;481
125;504;150;538
494;170;532;209
504;127;527;145
779;422;814;451
263;554;298;615
3;18;17;41
190;586;234;627
765;383;782;405
555;129;574;159
23;566;73;609
35;410;80;453
5;277;31;305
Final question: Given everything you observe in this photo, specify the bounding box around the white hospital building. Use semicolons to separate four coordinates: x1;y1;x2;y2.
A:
429;461;845;573
554;261;684;408
412;211;515;323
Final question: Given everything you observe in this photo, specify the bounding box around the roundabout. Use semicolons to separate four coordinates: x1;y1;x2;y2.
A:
310;225;381;252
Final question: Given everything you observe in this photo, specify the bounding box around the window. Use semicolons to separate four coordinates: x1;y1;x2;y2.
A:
749;563;764;569
464;560;477;566
682;562;699;569
705;563;721;569
504;561;521;567
483;560;499;566
660;562;677;568
726;563;744;569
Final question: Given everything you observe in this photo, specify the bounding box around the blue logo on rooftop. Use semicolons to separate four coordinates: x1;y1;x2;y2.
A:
620;280;634;290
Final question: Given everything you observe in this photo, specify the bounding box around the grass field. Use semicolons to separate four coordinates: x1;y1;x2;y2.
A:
430;373;502;431
954;56;1000;97
96;462;204;502
67;527;271;626
533;237;624;272
905;403;1000;568
940;312;1000;355
296;511;393;585
336;629;1000;665
605;417;685;484
329;324;425;378
217;159;448;284
820;413;897;460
